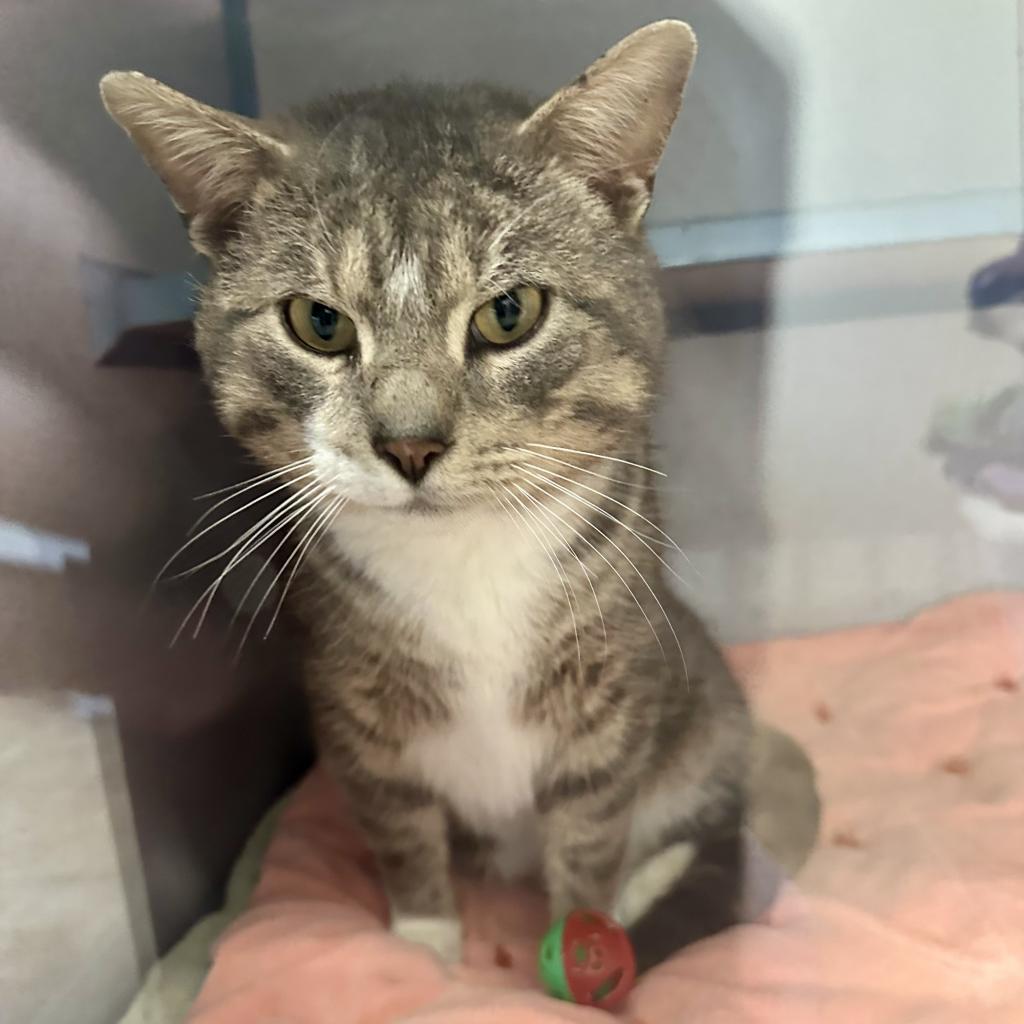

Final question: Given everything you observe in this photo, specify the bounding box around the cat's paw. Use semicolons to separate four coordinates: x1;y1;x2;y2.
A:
391;914;463;963
613;841;696;927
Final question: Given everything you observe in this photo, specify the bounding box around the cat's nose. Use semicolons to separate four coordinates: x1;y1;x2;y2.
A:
373;436;448;484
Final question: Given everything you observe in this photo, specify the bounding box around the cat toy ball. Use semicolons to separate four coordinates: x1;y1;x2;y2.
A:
539;909;636;1010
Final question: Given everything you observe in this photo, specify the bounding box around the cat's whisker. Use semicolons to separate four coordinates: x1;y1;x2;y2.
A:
513;482;608;657
506;488;584;619
251;493;347;649
263;494;348;640
523;443;667;478
169;477;325;581
627;530;673;549
528;474;690;688
155;470;318;587
226;505;321;631
500;485;582;669
518;464;697;594
510;481;667;666
191;485;331;637
170;484;327;646
519;478;691;688
172;510;306;648
187;465;319;540
503;447;657;491
193;455;315;502
519;460;690;560
488;484;532;546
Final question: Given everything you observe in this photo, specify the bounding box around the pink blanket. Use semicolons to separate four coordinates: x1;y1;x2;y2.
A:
189;593;1024;1022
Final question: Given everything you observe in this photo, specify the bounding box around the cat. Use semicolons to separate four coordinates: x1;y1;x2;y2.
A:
101;19;751;968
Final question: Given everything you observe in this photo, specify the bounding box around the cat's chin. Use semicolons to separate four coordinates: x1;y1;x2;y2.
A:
342;493;459;518
402;494;471;517
401;496;445;516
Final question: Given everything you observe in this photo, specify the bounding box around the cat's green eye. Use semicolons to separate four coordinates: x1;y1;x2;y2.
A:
470;286;546;348
284;297;357;355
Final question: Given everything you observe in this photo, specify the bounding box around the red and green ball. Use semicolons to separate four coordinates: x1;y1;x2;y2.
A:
538;909;636;1010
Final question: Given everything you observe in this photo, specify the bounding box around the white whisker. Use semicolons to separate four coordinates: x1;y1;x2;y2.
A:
523;443;666;477
170;483;327;646
511;481;666;664
188;464;317;537
498;485;582;668
250;493;347;648
505;488;583;616
629;530;674;549
514;482;608;656
168;476;324;581
191;486;329;636
489;483;531;545
193;456;315;502
519;464;696;594
226;504;321;630
517;478;689;688
519;460;690;560
505;447;657;490
155;470;317;586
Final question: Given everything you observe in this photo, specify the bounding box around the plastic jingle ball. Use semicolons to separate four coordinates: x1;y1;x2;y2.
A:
538;909;636;1010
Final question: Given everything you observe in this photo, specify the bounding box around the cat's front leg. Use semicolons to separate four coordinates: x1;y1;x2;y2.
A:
342;769;462;962
537;771;635;921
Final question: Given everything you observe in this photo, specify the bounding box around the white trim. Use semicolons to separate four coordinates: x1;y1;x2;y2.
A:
649;189;1023;268
0;518;90;572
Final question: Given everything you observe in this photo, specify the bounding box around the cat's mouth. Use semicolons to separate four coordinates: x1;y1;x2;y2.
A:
403;495;447;516
331;483;456;517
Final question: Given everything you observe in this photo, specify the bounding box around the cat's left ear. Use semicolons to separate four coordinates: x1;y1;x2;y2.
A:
100;71;291;256
519;20;696;231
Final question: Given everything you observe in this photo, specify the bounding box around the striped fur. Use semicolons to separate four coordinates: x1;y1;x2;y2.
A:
103;21;751;967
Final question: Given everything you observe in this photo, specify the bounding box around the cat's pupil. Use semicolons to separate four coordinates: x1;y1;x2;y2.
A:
493;292;522;332
309;302;338;340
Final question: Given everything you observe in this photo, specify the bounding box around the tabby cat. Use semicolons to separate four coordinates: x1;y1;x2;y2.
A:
102;20;751;967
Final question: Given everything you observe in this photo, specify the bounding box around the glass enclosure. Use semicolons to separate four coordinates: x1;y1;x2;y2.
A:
2;2;1021;1021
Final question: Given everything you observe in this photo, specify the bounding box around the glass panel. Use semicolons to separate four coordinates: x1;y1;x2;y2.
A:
4;2;1021;1021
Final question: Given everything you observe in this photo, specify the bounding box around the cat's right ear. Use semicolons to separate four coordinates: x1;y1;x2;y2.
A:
100;72;290;256
519;20;697;232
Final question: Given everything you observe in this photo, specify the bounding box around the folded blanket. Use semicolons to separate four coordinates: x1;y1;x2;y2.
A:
117;801;284;1024
181;592;1024;1023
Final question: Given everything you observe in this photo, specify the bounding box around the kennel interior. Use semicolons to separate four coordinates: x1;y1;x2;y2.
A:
2;2;1022;1022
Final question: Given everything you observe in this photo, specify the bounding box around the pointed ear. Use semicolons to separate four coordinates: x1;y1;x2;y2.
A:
99;71;291;255
520;20;696;230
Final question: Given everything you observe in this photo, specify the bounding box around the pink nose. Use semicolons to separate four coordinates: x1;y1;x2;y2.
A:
374;437;448;484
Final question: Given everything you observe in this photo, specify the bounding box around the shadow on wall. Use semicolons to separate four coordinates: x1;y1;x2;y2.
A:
0;0;310;977
0;1;230;272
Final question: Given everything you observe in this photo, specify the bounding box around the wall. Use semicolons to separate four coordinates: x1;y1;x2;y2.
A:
655;236;1024;641
248;0;1020;252
0;4;305;1024
244;0;1024;635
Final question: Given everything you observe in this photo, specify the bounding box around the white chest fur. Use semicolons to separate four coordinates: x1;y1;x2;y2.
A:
329;507;557;840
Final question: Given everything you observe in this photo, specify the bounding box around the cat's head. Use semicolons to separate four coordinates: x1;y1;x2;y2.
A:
101;22;695;514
